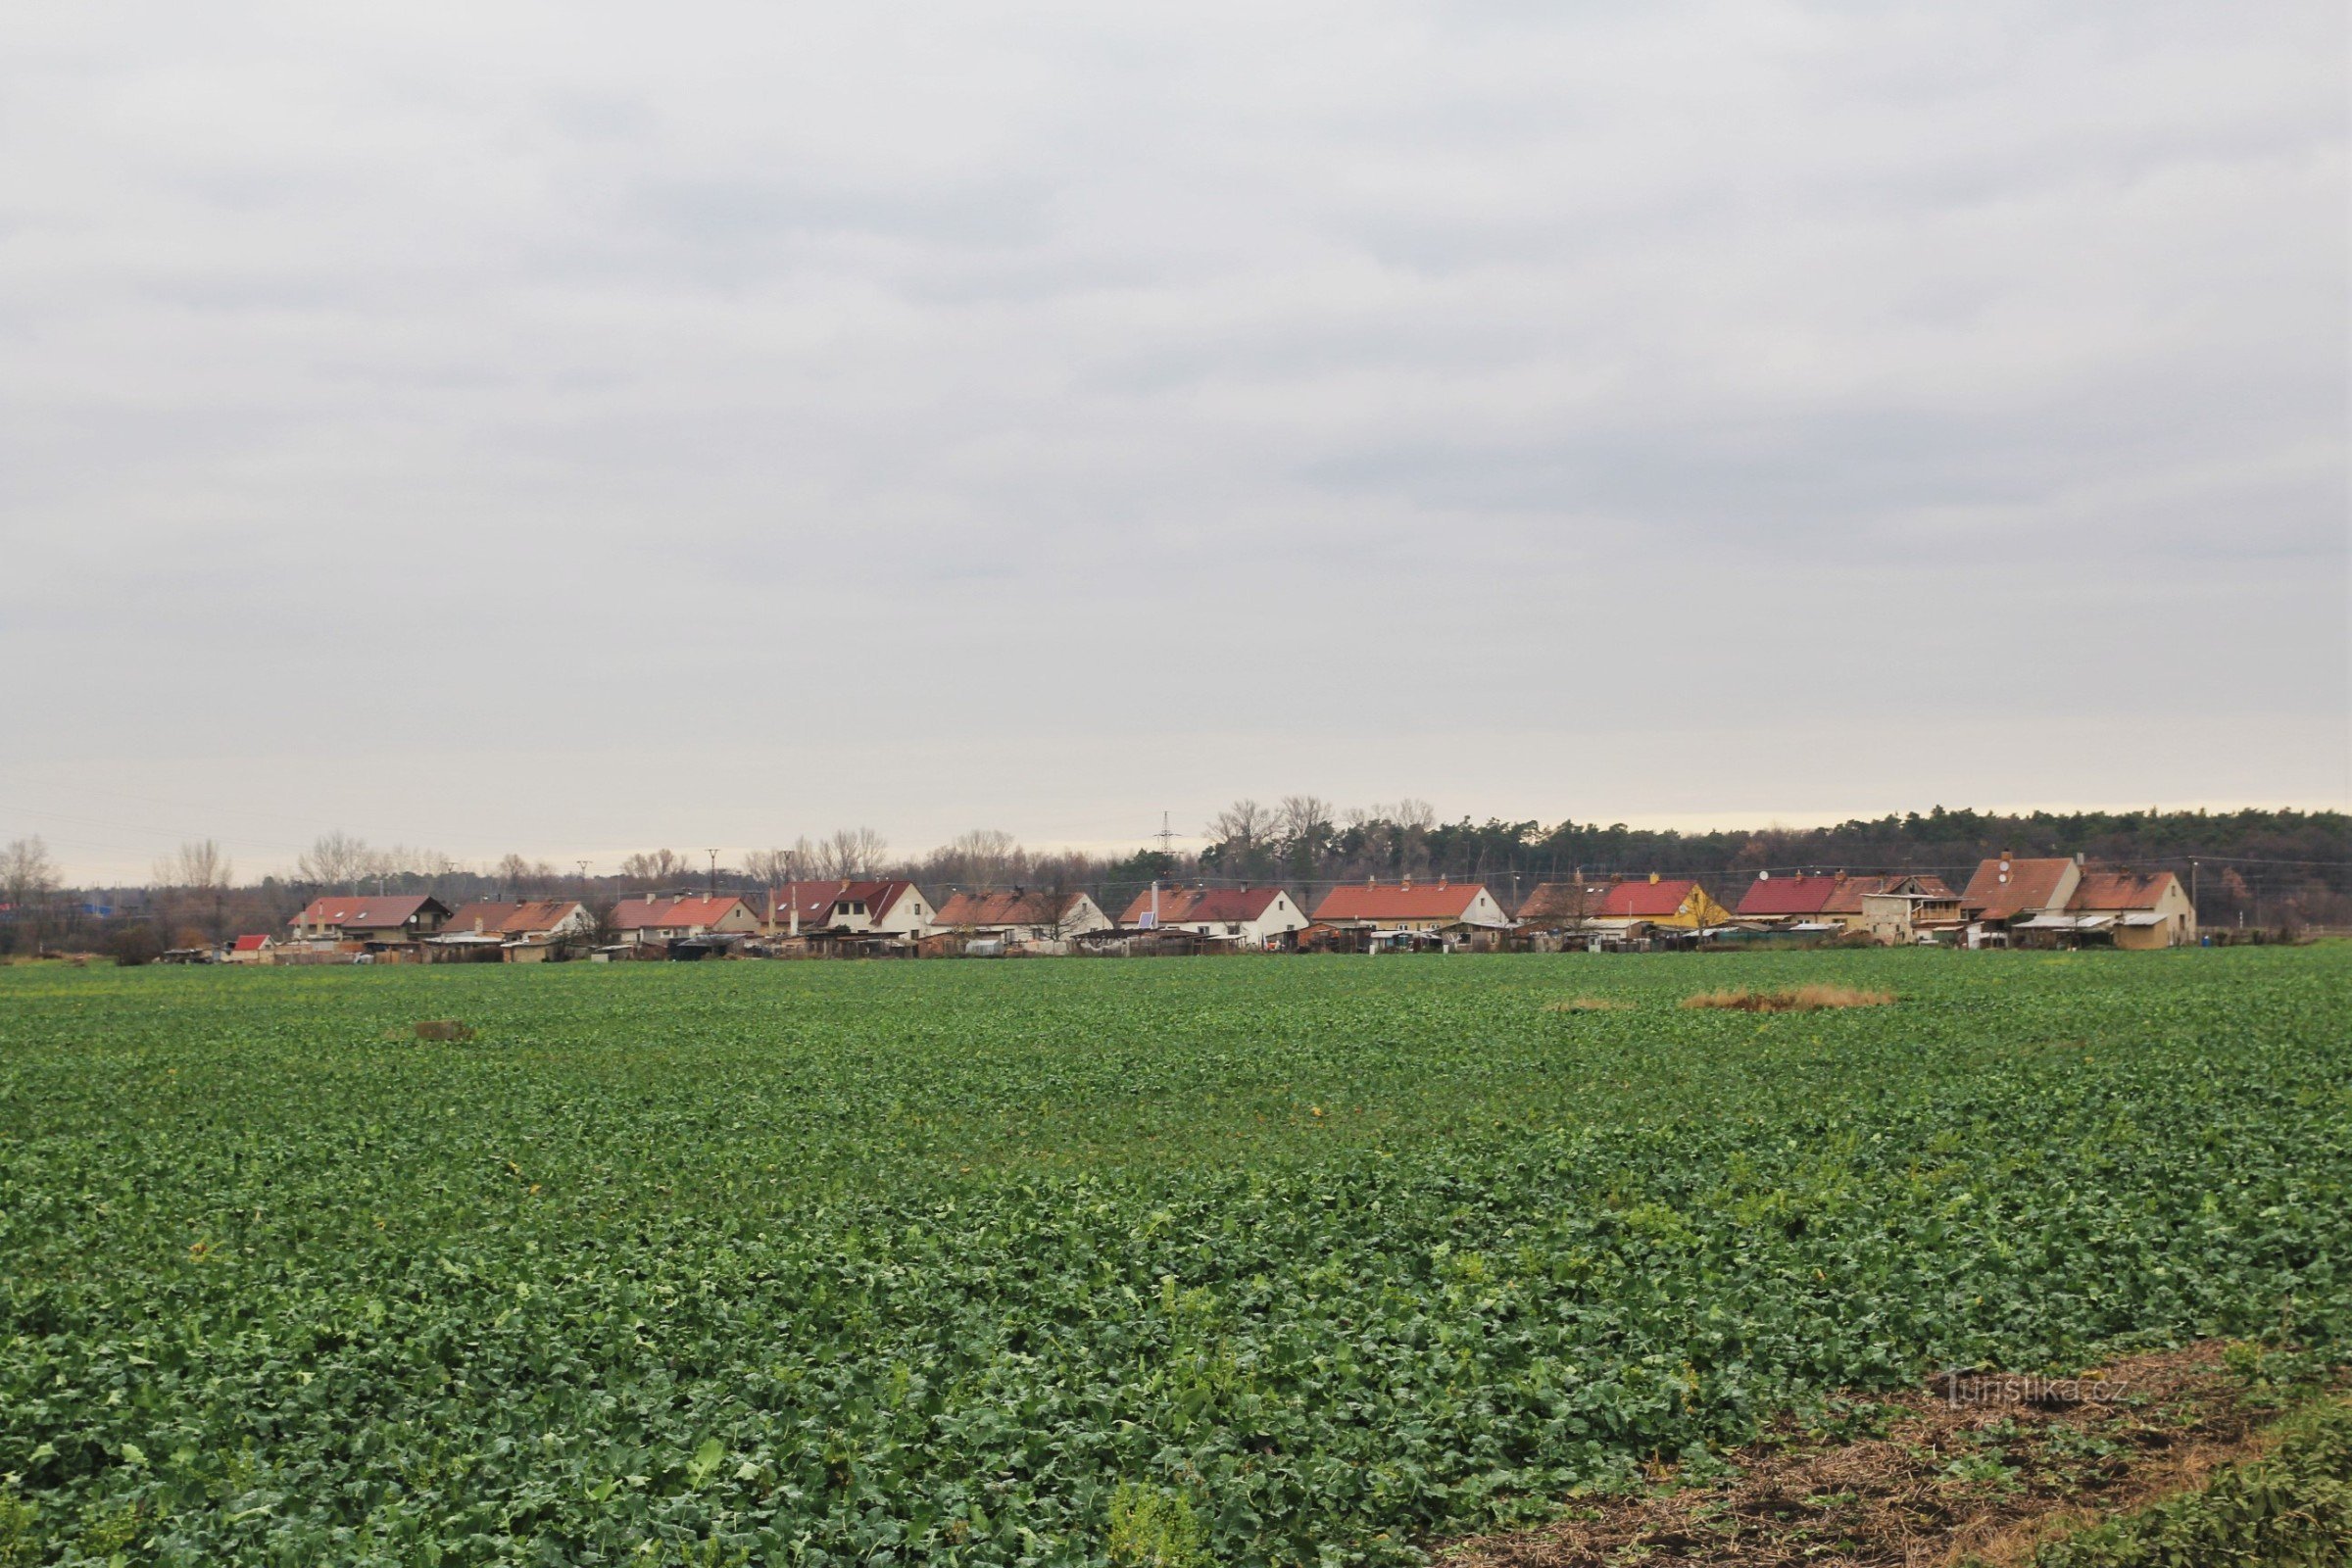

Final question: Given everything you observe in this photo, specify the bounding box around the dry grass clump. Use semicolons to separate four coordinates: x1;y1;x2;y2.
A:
1544;996;1634;1013
1680;984;1895;1013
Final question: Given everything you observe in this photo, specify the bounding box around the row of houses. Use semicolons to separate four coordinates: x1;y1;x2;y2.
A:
237;854;2196;961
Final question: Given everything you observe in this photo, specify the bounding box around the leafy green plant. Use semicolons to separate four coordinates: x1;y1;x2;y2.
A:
2035;1398;2352;1566
1107;1484;1210;1568
0;948;2345;1565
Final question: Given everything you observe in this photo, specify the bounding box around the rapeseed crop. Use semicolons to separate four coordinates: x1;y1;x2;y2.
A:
0;948;2344;1564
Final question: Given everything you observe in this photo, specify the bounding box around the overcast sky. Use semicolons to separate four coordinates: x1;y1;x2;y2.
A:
3;1;2345;881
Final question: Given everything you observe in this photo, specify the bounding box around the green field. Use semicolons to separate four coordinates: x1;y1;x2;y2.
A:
2;949;2346;1565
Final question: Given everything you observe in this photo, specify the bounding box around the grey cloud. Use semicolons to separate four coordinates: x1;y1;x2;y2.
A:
0;0;2342;879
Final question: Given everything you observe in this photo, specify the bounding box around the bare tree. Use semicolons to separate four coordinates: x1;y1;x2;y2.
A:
811;826;888;878
1277;795;1334;846
2;837;60;951
1207;799;1273;850
298;830;370;891
372;846;460;881
153;839;234;891
618;849;690;885
495;853;556;896
743;848;795;888
3;836;59;899
927;829;1021;890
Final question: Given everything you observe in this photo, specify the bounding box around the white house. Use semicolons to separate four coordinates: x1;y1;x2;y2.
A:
767;879;936;941
1117;885;1309;948
609;896;763;945
933;889;1112;944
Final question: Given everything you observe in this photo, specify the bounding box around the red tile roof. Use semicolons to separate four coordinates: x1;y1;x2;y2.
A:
1595;878;1700;918
291;895;444;931
1182;887;1290;923
231;934;272;952
662;896;754;928
2068;870;2180;912
1310;882;1490;922
1513;883;1609;923
1119;886;1200;925
608;898;671;932
609;896;756;932
444;901;586;937
1737;872;1955;918
935;890;1089;928
1120;886;1289;925
1961;858;2075;920
767;880;920;928
1733;872;1844;918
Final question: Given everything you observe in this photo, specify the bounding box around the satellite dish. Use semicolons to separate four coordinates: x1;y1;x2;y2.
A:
1758;870;1771;880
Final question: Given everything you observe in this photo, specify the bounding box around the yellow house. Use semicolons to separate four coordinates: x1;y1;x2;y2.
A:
2068;870;2197;950
1591;874;1730;930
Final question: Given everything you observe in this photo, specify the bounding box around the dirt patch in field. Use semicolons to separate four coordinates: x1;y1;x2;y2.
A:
1440;1343;2327;1567
1681;985;1896;1013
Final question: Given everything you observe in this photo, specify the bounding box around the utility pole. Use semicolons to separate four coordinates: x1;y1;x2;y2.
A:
707;849;717;899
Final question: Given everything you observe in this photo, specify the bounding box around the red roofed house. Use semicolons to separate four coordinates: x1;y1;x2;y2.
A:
933;889;1111;944
1116;885;1309;948
289;894;451;946
1737;872;1958;934
608;896;762;947
1959;855;2082;942
766;879;936;942
1310;879;1510;937
2065;870;2196;950
225;933;276;964
435;901;596;961
1517;876;1726;936
1733;870;1849;927
1593;876;1731;930
1513;879;1612;931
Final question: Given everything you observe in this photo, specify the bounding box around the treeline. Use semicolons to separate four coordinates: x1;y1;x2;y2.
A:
1172;801;2350;927
2;805;2345;956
